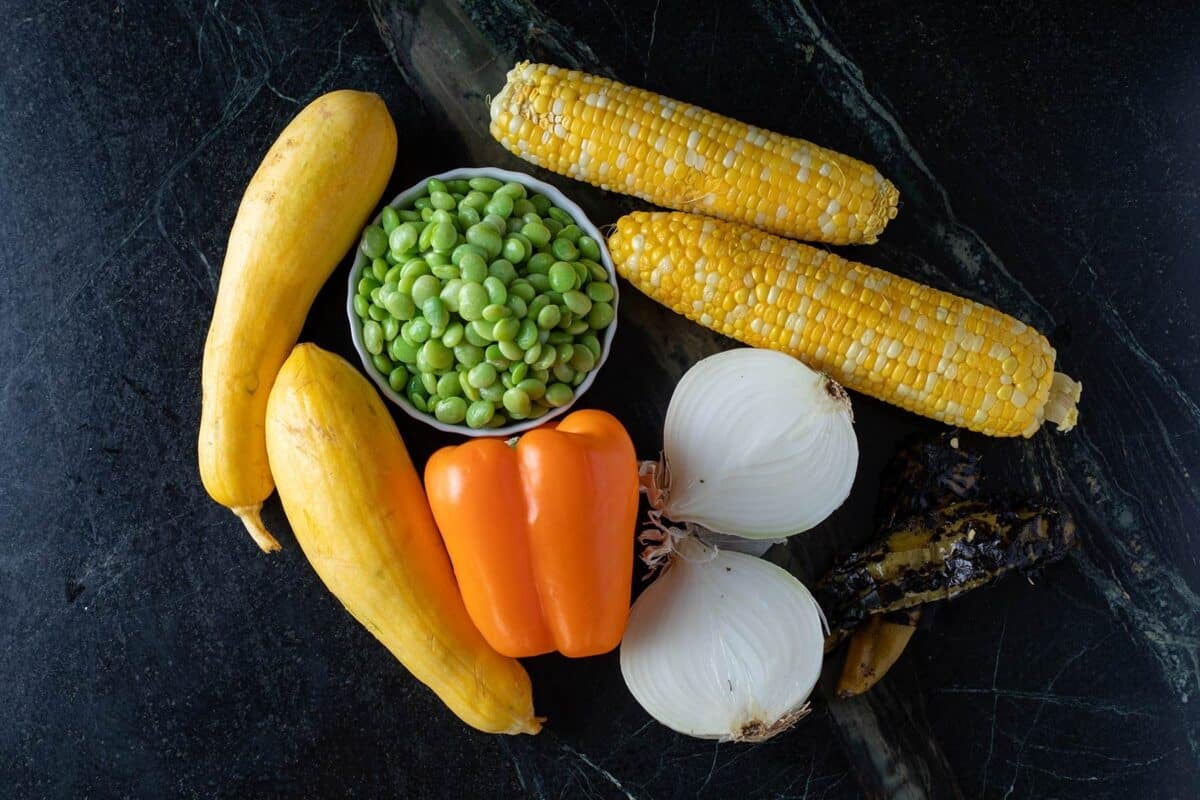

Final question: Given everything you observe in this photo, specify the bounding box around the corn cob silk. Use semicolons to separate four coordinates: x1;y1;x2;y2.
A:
609;212;1080;437
490;62;899;246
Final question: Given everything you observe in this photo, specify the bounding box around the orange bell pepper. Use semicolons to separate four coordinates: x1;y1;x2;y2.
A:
424;409;639;658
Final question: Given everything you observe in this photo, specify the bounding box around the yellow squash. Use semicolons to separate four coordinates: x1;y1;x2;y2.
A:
199;90;397;551
264;344;542;735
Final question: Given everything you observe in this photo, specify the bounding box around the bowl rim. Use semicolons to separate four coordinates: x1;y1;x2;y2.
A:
346;166;620;438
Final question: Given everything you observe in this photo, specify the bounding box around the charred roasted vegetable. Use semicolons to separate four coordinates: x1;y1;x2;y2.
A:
875;432;981;529
823;432;981;655
820;433;1078;696
819;498;1076;637
835;609;921;698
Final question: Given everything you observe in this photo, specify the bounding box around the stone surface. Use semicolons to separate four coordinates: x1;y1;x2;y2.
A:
1;1;1197;797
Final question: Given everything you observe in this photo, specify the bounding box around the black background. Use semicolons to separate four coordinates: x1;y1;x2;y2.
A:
2;1;1198;797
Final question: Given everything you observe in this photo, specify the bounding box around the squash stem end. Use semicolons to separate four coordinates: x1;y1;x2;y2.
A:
233;504;281;553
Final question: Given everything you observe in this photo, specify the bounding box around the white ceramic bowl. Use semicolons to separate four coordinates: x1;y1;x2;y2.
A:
347;167;619;437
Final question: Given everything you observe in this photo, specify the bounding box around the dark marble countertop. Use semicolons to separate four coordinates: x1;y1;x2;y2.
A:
3;1;1198;798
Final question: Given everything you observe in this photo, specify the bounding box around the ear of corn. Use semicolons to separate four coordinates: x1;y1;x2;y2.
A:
609;212;1081;437
490;61;899;246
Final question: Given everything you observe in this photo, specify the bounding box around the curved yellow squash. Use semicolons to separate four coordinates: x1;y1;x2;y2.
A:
265;344;542;735
199;90;397;551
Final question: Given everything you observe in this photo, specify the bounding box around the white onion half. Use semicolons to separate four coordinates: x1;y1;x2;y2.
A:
619;536;826;741
654;348;859;539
